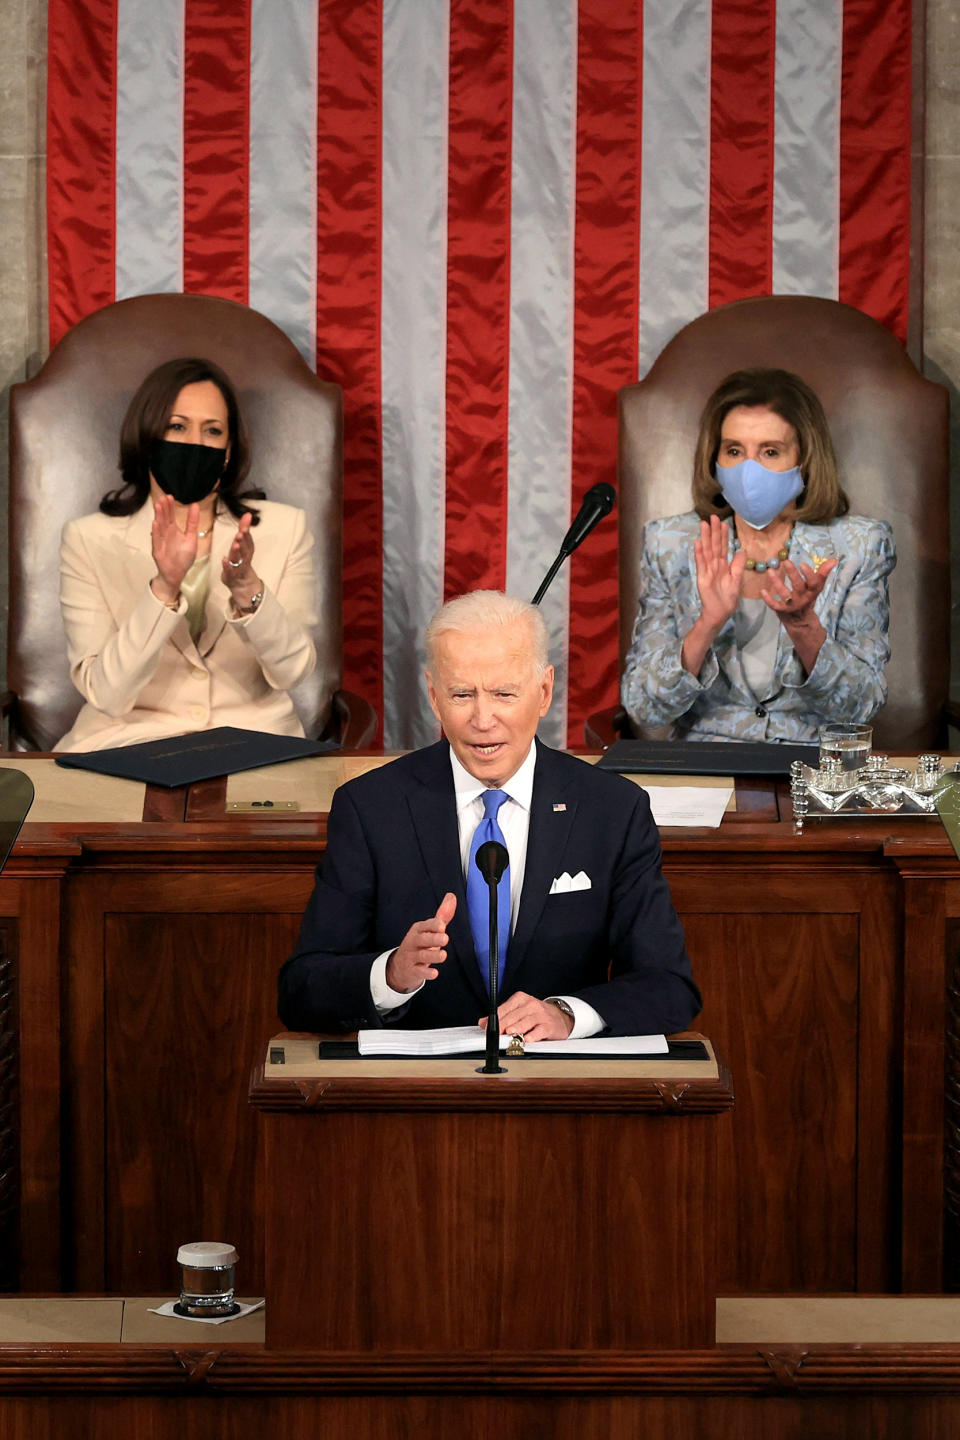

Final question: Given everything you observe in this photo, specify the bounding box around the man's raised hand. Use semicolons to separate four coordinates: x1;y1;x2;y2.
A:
385;892;457;994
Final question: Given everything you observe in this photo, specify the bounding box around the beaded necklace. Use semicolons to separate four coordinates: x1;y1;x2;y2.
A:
731;525;792;575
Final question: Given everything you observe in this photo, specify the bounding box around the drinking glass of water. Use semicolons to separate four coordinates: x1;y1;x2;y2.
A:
818;722;872;773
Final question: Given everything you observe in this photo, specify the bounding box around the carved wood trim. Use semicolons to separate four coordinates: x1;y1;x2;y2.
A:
247;1066;736;1115
944;918;960;1290
0;921;19;1291
0;1346;960;1395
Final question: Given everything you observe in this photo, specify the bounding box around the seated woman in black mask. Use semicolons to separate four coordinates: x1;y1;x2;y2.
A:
56;357;319;751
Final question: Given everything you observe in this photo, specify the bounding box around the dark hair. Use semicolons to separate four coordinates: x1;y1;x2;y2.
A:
100;357;263;523
691;367;849;523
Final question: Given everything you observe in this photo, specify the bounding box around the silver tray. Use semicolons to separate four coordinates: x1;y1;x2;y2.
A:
789;757;954;829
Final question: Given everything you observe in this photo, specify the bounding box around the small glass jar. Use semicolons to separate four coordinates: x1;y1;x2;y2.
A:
815;755;854;794
177;1241;238;1316
915;755;944;793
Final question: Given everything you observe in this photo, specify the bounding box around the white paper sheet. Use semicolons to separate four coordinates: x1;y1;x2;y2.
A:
148;1299;264;1326
647;785;733;828
357;1027;668;1058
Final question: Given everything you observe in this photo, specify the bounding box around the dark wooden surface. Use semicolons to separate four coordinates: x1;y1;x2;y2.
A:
1;761;958;1300
253;1053;732;1352
4;1343;960;1437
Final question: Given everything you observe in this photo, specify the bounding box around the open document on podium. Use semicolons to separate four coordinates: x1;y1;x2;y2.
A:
357;1027;669;1057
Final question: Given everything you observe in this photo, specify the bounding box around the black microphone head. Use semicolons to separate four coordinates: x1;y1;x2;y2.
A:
561;482;617;555
585;481;616;515
475;839;509;885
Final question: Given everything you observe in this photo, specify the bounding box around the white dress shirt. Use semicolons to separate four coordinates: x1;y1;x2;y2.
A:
370;742;604;1038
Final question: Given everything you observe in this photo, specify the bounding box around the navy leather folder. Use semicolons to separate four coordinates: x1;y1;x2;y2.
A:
596;738;818;778
55;726;337;788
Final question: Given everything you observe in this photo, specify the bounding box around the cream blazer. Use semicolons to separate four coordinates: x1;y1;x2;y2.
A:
56;499;320;752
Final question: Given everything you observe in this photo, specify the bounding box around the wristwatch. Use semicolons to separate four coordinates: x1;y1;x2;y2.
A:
547;998;575;1021
236;587;264;616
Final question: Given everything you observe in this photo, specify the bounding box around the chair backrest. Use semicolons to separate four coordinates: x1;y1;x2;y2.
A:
618;295;949;750
9;293;343;750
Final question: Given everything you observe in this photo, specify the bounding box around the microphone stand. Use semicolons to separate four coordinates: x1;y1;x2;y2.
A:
531;555;564;607
474;840;509;1074
530;483;616;607
481;876;505;1074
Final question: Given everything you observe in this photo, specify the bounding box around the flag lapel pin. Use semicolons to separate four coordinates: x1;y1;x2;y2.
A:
553;803;566;812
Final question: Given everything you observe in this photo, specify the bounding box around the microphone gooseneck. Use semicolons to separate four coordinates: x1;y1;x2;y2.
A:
475;839;509;1074
531;482;617;605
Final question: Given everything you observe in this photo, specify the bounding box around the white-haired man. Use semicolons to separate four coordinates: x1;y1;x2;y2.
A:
279;591;699;1040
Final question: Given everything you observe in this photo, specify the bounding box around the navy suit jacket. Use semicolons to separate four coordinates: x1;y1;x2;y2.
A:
278;739;700;1037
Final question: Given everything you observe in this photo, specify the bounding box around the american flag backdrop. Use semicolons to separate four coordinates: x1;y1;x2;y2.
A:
46;0;915;749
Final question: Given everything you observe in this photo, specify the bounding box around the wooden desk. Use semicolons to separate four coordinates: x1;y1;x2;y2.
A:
0;757;956;1300
3;1300;960;1438
251;1035;732;1352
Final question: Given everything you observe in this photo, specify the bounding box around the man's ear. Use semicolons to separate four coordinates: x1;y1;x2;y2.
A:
539;664;555;717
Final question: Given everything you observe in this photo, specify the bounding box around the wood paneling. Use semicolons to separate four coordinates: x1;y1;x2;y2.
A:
3;857;73;1291
260;1102;723;1352
251;1058;735;1353
665;857;899;1294
102;912;300;1292
0;923;18;1290
4;1346;960;1438
2;793;957;1299
63;868;312;1292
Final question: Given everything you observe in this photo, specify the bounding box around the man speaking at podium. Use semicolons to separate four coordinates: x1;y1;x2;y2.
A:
279;591;700;1040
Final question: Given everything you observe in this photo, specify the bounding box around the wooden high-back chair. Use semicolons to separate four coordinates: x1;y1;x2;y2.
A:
602;295;949;751
7;293;374;750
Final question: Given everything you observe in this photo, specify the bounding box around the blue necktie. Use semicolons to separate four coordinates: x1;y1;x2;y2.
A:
466;789;511;992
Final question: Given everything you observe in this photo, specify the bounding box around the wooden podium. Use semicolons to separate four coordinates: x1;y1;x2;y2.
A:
250;1033;733;1354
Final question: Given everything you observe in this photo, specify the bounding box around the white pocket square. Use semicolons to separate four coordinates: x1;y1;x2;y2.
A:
549;870;592;895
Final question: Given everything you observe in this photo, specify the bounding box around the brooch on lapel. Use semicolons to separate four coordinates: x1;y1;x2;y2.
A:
552;803;566;812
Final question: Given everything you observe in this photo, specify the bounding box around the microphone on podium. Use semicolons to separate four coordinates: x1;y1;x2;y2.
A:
475;839;509;1074
531;482;616;606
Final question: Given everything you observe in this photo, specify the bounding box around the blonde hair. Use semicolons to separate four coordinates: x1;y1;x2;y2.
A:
425;591;549;675
691;368;849;523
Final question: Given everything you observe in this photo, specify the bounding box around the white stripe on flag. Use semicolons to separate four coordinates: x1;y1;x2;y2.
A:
115;0;183;298
249;0;319;367
506;0;577;750
638;0;712;375
380;0;450;749
772;0;842;298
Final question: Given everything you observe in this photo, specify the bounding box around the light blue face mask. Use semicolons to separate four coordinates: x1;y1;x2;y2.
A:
716;457;804;530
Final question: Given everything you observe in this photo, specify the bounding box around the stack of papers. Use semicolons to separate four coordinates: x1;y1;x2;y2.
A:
357;1026;668;1057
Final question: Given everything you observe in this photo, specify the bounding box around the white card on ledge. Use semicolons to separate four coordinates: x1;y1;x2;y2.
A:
647;786;733;828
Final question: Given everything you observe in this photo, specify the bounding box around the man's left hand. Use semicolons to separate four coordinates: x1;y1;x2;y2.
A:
480;992;574;1041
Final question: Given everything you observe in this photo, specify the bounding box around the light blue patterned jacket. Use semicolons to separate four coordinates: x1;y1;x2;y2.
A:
621;512;896;743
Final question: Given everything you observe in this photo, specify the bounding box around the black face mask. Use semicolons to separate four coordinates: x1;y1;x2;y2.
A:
148;439;227;505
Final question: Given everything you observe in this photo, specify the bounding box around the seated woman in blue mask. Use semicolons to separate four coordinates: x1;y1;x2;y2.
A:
56;356;320;751
621;367;896;743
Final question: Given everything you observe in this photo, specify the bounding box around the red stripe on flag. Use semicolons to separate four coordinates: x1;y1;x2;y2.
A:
839;0;912;344
443;0;514;599
709;0;776;305
182;0;251;302
47;0;117;347
567;0;642;746
315;1;384;730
